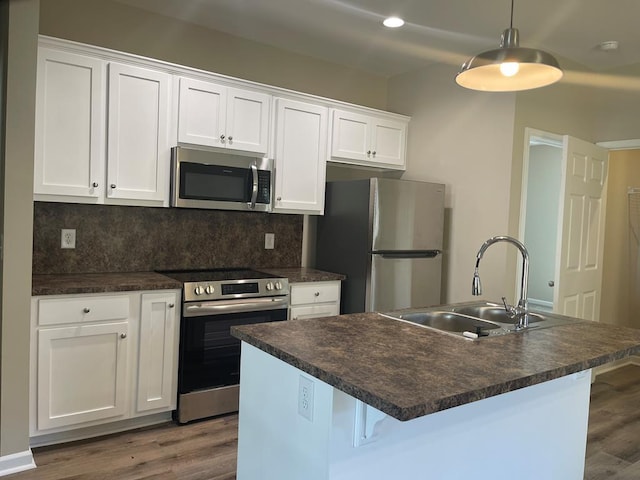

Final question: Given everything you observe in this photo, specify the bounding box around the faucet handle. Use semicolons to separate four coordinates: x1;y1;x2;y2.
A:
501;297;517;318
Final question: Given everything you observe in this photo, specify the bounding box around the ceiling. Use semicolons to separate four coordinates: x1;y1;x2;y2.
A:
113;0;640;78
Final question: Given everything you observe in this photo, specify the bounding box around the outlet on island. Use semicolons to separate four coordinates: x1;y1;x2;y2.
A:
265;233;275;250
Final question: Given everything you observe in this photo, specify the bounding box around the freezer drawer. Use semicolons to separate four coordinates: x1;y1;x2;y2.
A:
369;253;442;312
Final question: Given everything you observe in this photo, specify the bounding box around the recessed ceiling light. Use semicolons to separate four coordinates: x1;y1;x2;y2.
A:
383;16;404;28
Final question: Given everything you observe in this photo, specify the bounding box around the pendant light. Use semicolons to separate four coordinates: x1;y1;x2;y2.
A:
455;0;563;92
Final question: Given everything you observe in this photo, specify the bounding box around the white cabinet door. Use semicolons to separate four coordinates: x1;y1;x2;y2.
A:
371;117;406;167
330;109;370;162
107;63;171;204
289;281;341;320
177;77;226;148
177;77;270;154
34;48;105;200
37;321;129;430
330;108;407;170
137;292;179;413
273;98;328;214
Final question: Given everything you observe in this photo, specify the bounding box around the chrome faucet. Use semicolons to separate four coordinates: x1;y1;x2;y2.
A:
472;235;530;328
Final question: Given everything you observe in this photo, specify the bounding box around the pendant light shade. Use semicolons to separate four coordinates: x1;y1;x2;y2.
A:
456;2;563;92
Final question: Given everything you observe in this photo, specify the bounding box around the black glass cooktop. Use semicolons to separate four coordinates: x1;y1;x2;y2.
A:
157;268;279;283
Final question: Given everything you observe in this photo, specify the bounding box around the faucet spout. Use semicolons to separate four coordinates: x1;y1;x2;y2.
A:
472;235;530;328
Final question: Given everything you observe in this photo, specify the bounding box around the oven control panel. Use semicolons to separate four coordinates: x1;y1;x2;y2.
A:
183;278;289;302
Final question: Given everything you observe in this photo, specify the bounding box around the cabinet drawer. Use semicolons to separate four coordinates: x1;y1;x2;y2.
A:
290;281;340;306
37;295;130;326
290;303;339;320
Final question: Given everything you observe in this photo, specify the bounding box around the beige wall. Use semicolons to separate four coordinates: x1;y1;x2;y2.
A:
388;64;516;303
1;0;38;457
39;0;389;110
600;149;640;328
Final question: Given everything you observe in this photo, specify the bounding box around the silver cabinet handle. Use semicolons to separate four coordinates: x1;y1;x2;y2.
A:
83;307;91;313
168;303;175;308
92;182;99;188
228;136;233;142
314;292;320;297
367;150;372;156
276;196;282;201
220;134;226;142
548;281;555;287
120;333;127;339
372;151;376;157
110;184;116;189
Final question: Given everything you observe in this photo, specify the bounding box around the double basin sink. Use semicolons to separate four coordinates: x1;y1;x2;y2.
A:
382;301;582;340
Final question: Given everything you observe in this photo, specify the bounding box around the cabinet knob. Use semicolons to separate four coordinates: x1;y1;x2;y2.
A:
314;292;320;297
548;280;555;287
276;196;282;201
367;150;372;156
83;307;91;313
372;151;376;157
92;182;99;188
220;134;226;142
120;333;127;339
168;303;175;308
228;136;233;142
110;184;116;189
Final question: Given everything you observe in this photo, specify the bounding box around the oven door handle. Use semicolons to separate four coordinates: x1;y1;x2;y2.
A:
184;296;289;316
249;162;258;210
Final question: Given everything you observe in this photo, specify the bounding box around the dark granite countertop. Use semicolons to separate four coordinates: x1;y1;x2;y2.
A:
232;310;640;422
259;267;345;283
32;272;182;296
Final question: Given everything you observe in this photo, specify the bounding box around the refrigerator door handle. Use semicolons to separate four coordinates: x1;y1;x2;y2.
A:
375;250;441;259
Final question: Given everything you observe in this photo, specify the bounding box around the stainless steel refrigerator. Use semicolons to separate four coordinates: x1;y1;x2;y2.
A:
316;177;445;313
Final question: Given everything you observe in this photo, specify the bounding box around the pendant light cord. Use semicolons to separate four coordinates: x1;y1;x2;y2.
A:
510;0;514;28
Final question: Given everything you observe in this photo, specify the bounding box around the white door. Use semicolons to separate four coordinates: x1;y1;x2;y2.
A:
177;77;226;148
107;63;171;203
554;136;608;320
330;109;370;162
273;98;328;214
137;292;179;412
226;87;271;153
34;48;105;200
37;321;129;430
370;117;406;168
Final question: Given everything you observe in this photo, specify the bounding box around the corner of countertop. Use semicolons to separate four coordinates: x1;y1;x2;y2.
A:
258;266;346;283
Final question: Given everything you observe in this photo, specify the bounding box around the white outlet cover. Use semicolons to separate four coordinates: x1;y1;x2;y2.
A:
61;229;76;249
265;233;275;250
298;375;314;421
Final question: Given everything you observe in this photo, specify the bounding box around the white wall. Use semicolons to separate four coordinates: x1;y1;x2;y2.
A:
387;64;516;303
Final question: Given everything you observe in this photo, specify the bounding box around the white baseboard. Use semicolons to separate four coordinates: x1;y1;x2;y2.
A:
0;450;35;477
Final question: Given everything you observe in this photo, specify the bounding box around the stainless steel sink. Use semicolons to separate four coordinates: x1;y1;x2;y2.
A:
397;311;503;334
382;301;583;339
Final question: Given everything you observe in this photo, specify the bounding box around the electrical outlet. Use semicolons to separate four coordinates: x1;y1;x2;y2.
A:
298;375;314;421
61;229;76;249
265;233;275;250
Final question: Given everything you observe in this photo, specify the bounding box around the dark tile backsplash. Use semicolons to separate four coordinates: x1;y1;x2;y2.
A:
33;202;303;274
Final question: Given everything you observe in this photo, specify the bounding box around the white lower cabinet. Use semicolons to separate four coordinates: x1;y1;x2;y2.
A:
137;292;179;413
289;281;341;320
30;290;180;440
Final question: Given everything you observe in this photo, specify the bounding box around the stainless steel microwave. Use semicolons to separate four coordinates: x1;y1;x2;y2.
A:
170;147;272;212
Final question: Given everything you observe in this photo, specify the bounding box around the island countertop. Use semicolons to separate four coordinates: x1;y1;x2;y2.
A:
232;309;640;421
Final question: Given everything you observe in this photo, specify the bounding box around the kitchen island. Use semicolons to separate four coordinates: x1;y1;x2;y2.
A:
231;309;640;480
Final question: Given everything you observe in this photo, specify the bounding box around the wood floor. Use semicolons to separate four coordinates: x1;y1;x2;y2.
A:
7;364;640;480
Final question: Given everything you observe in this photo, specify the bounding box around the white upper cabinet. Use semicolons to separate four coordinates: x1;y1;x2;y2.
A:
34;48;106;201
107;63;171;204
272;98;328;214
177;77;270;154
330;108;407;170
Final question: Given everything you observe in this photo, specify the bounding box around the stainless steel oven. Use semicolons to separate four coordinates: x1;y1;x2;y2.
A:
159;269;288;424
170;146;273;212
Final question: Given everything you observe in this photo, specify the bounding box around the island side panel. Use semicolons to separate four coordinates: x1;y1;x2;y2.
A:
328;371;592;480
236;342;334;480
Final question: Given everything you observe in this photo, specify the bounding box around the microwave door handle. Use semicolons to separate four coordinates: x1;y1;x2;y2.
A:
249;162;258;209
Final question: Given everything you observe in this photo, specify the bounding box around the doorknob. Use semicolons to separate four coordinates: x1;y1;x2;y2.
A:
548;280;555;287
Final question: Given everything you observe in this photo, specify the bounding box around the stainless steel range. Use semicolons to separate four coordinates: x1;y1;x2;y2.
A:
159;268;289;424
